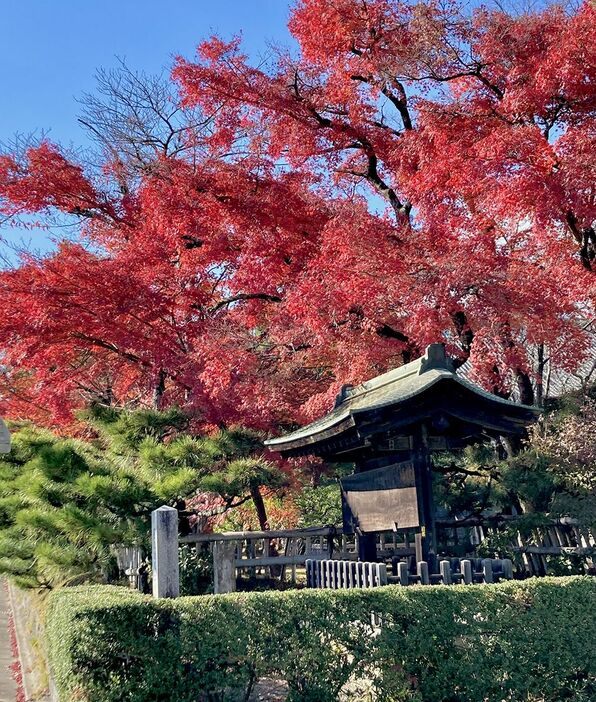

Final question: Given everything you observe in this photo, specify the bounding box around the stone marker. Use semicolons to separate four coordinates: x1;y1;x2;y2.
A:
151;506;180;598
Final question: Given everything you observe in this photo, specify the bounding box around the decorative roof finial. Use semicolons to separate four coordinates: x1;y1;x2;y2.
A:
419;343;454;374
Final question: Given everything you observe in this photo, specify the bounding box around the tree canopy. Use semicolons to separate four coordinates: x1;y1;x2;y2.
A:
1;0;595;430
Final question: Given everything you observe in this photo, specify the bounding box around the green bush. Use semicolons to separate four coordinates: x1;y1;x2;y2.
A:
178;544;213;595
46;577;596;702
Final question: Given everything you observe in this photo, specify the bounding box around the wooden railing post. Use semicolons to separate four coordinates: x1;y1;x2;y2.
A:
213;540;237;594
461;559;473;585
151;506;180;598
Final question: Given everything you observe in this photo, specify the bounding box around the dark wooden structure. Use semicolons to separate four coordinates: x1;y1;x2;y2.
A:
265;343;540;566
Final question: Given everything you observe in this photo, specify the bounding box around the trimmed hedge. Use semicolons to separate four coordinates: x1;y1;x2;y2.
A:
47;577;595;702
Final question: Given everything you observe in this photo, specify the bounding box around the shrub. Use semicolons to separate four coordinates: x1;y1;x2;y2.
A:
46;577;595;702
178;544;213;595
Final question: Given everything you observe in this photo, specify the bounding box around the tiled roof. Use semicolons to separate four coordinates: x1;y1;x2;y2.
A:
265;343;539;450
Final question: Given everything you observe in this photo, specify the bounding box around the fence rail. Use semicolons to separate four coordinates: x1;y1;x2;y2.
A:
180;526;333;543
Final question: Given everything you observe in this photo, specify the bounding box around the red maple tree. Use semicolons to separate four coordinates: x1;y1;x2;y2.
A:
1;0;595;428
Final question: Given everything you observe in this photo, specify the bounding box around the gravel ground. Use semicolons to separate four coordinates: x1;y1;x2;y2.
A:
0;582;17;701
248;678;289;701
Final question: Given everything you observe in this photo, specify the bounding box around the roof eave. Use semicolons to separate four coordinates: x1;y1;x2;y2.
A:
264;412;356;453
265;371;542;456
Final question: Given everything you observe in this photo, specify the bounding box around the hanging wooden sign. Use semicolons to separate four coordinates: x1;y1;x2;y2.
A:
340;461;420;534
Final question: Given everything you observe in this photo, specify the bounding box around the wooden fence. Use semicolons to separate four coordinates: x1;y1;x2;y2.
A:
306;557;513;589
179;526;425;592
436;516;595;577
181;526;337;593
147;507;595;598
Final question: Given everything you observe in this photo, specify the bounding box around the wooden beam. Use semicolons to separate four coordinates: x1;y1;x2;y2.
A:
180;526;334;543
513;546;595;556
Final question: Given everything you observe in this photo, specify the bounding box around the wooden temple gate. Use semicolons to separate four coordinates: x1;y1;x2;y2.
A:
265;343;541;573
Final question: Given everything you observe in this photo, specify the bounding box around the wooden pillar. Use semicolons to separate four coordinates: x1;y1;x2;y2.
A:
413;424;436;569
357;532;377;562
151;506;180;598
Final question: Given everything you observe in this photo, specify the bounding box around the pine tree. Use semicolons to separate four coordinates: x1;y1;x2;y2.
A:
0;408;283;588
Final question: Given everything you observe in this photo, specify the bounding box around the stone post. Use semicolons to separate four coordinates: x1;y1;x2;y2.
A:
482;558;494;584
151;506;180;598
417;560;430;585
213;540;237;594
398;561;409;586
439;559;452;585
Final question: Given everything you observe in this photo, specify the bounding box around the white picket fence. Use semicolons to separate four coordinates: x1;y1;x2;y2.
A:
306;559;388;589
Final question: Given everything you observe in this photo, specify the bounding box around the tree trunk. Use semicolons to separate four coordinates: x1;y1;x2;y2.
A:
535;344;545;407
500;435;523;458
515;368;535;406
310;461;324;488
451;310;474;368
153;368;166;409
250;485;269;531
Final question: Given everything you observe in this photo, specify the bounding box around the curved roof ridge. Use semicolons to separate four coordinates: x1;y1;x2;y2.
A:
336;342;452;408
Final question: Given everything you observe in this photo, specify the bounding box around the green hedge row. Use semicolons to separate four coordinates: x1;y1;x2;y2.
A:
46;577;596;702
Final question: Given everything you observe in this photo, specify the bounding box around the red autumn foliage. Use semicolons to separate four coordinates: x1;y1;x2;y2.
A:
1;0;595;429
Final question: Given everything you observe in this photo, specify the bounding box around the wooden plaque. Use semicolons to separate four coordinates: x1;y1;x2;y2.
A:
340;461;420;534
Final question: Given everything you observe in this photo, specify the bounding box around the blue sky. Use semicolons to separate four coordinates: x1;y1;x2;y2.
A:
1;1;291;145
0;1;293;259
